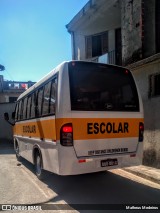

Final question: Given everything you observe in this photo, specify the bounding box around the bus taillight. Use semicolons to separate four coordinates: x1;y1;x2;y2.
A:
60;123;73;146
139;122;144;142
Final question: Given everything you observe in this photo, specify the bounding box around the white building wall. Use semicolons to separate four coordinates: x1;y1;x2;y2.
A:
0;103;15;142
75;33;86;60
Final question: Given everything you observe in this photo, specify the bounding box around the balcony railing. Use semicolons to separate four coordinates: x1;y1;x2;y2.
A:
90;50;118;65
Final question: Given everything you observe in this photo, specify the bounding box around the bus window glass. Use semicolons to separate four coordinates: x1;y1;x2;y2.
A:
37;87;43;117
30;93;36;118
18;100;23;120
26;96;32;119
22;97;28;119
15;103;19;121
42;82;51;115
69;62;139;112
50;78;57;114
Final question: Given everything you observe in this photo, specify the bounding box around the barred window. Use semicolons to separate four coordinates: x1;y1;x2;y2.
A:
149;73;160;97
86;32;108;58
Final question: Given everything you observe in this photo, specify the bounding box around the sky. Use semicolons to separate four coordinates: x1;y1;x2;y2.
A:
0;0;88;82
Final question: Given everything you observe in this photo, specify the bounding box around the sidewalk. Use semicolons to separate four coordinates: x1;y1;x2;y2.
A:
124;165;160;185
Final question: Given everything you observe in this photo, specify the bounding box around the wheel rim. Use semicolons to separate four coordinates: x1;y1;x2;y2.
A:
36;155;42;175
15;144;19;155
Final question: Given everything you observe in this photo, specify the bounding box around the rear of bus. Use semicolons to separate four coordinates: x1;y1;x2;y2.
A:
57;61;144;175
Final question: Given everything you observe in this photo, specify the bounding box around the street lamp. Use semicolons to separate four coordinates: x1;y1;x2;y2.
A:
0;64;5;71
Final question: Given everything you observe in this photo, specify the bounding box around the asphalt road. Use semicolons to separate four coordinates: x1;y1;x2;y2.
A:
0;144;160;213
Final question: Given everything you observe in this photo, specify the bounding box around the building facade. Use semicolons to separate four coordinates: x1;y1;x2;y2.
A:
0;75;36;142
66;0;160;168
0;75;35;103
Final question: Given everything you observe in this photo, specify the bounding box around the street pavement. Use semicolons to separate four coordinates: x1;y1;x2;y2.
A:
0;139;160;213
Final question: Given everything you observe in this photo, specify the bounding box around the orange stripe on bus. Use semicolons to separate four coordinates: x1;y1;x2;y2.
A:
13;118;144;141
56;118;144;140
14;119;56;141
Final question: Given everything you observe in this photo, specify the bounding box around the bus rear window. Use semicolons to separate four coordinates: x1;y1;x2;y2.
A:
69;62;139;112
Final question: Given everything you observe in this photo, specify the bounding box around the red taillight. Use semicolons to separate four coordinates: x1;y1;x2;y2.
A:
139;122;144;142
60;123;73;146
62;126;73;133
72;62;76;66
125;69;129;74
78;159;86;163
130;154;136;157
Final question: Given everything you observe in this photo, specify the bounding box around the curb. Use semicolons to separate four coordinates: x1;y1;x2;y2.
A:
123;168;160;185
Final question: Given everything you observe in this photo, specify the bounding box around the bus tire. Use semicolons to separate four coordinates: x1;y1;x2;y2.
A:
15;141;22;162
34;151;46;180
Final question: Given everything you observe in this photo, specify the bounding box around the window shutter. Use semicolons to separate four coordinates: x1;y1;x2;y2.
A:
86;36;92;58
101;32;108;54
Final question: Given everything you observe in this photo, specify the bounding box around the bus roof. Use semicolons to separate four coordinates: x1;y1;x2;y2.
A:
17;61;68;101
17;60;127;101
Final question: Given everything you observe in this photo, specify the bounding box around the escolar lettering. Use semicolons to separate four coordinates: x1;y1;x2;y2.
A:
23;125;36;133
87;122;129;134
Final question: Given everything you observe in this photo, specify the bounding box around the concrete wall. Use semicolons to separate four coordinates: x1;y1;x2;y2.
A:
121;0;142;65
0;103;15;142
143;0;156;58
68;0;121;61
0;92;20;103
131;56;160;168
73;32;86;60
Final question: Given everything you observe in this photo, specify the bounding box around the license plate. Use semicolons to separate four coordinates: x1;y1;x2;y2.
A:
101;159;118;167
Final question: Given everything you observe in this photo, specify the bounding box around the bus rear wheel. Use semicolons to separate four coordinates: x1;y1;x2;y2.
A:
35;151;45;180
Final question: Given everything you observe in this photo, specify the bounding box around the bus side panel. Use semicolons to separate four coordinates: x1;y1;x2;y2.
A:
37;142;59;174
13;117;60;174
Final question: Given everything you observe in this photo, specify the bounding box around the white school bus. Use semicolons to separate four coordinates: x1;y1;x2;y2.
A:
11;61;144;178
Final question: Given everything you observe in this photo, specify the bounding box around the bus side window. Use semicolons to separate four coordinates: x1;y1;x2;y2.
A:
26;95;32;119
18;100;23;120
15;102;19;121
42;82;51;116
30;93;36;118
49;78;57;114
22;97;28;120
36;87;43;117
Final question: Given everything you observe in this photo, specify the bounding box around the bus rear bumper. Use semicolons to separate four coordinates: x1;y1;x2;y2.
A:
58;143;143;176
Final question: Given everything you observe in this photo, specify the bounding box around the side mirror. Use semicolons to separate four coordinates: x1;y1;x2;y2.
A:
4;112;15;126
12;112;15;120
4;112;9;121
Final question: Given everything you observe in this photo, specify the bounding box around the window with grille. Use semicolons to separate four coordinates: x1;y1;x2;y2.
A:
86;32;108;59
149;73;160;97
